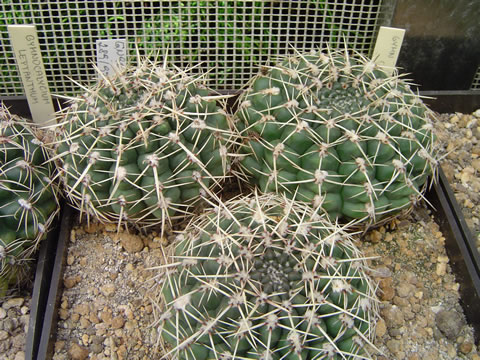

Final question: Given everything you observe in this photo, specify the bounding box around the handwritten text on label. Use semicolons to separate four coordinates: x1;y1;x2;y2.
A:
372;26;406;76
96;39;127;78
8;25;55;126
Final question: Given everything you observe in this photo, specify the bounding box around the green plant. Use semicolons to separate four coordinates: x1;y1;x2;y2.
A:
0;1;275;95
158;193;378;359
54;56;234;231
0;103;59;296
1;1;380;96
234;48;438;228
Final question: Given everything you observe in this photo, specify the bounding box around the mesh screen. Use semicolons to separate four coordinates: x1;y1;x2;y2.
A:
1;1;384;96
471;66;480;90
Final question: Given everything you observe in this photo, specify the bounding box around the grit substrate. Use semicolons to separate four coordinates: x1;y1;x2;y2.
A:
45;208;478;360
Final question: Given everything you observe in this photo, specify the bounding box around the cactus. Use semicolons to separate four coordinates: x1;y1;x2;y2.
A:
0;103;59;295
157;193;378;359
234;48;438;228
54;58;234;230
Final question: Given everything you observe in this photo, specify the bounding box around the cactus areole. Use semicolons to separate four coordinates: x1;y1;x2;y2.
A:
55;58;233;229
159;194;378;359
0;104;59;294
235;48;438;227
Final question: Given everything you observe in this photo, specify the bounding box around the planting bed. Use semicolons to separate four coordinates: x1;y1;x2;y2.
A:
1;104;480;360
42;203;478;360
44;110;480;359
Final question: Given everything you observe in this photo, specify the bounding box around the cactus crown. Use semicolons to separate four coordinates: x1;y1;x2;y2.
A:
158;193;378;359
55;57;234;230
234;48;438;228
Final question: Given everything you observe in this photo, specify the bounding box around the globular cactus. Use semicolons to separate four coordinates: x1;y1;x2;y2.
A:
157;193;378;359
234;48;438;228
0;104;59;295
54;58;234;230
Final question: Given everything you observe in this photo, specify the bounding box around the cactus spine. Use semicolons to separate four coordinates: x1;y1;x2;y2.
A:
158;193;378;359
54;57;234;230
0;103;59;295
234;48;438;228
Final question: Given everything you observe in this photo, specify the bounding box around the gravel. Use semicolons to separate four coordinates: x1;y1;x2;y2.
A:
2;109;480;360
359;216;478;359
0;296;30;360
433;111;480;253
51;222;168;360
48;205;480;360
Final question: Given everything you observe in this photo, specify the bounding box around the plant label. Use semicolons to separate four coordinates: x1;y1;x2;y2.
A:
8;25;55;126
96;39;127;78
372;26;405;75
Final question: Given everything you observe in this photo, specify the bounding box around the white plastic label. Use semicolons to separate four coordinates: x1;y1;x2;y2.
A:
8;25;55;126
372;26;406;75
96;39;127;78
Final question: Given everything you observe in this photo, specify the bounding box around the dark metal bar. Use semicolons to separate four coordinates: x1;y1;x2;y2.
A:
36;205;73;360
25;223;60;360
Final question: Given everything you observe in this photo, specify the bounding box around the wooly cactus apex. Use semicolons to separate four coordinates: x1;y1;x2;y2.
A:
157;193;379;359
234;47;438;228
0;103;60;295
54;57;234;230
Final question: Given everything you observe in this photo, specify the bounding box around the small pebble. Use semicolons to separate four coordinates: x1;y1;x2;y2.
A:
71;313;80;323
459;341;473;354
111;316;125;329
100;283;116;297
369;230;382;243
382;305;405;329
379;278;395;301
73;304;89;316
436;262;447;276
117;233;144;253
88;312;100;324
90;343;103;354
79;317;90;329
59;309;69;320
68;342;89;360
472;159;480;172
386;339;403;355
414;291;423;299
64;276;79;289
20;306;29;315
435;309;465;340
2;298;24;310
70;229;77;242
0;330;9;340
81;334;89;346
375;267;392;278
376;318;387;337
100;310;112;323
55;340;66;352
396;283;414;298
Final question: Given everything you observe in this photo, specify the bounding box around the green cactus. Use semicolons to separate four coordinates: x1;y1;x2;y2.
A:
0;103;60;296
234;48;438;228
158;193;378;359
54;58;234;230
